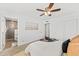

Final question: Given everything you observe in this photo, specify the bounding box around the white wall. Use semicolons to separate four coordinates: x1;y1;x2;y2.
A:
50;19;65;40
0;17;1;50
50;15;79;41
78;17;79;33
64;18;77;40
18;16;45;45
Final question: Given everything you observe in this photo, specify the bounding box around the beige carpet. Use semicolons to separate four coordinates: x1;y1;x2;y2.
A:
0;40;40;56
0;43;28;56
14;50;27;56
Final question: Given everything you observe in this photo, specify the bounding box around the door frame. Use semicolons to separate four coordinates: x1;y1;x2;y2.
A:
0;16;18;50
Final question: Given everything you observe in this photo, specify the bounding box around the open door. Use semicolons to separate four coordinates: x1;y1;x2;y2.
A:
0;17;18;50
5;18;18;49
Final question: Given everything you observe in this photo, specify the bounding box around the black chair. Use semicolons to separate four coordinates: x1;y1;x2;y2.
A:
62;39;70;53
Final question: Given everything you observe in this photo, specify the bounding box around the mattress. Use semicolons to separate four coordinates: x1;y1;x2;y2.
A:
25;40;63;56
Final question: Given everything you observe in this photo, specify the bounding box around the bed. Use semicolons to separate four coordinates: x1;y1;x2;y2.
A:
25;40;63;56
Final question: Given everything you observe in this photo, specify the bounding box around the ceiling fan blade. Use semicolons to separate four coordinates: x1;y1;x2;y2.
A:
48;3;54;9
40;13;45;16
50;8;61;12
36;9;45;12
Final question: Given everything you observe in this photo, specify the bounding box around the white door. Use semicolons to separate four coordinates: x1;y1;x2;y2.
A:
0;17;6;50
45;22;50;37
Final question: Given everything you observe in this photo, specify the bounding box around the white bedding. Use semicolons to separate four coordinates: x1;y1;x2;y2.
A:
25;40;63;56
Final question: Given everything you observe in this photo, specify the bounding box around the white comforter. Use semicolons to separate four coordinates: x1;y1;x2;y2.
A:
25;40;63;56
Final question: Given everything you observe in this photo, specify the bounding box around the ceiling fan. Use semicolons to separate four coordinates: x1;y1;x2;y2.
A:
36;3;61;16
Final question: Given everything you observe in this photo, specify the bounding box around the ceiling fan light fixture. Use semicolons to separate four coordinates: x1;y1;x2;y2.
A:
45;11;51;16
45;12;48;16
48;11;51;14
36;3;61;16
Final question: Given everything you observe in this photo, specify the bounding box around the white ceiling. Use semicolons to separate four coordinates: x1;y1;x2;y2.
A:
0;3;79;20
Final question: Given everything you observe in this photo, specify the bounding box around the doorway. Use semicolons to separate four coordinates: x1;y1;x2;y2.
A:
5;18;18;49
